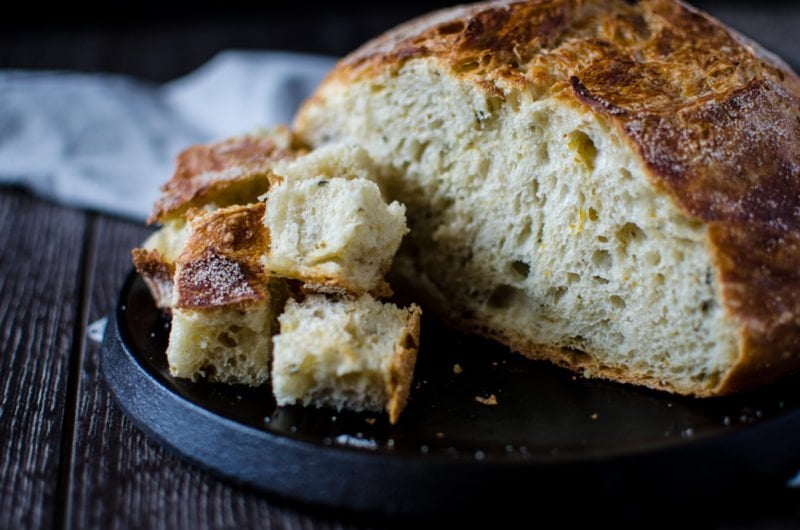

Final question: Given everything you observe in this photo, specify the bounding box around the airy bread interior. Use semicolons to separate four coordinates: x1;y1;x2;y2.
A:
296;61;741;393
272;294;421;423
167;298;276;385
263;175;407;296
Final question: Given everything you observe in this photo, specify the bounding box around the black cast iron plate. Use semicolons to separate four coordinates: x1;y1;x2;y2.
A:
103;271;800;516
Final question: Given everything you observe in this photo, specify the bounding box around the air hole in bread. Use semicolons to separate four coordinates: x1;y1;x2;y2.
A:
535;142;549;165
437;20;465;35
547;286;567;304
616;222;645;243
409;139;430;163
478;157;491;177
644;250;661;267
566;272;580;284
592;249;612;269
516;218;533;245
454;59;480;74
567;130;597;171
218;331;238;348
487;96;503;115
609;295;626;309
510;260;531;279
616;222;645;256
487;284;521;309
507;89;521;112
569;335;587;347
563;347;590;361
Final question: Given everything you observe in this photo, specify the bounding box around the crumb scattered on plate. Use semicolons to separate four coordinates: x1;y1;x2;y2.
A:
453;363;463;375
475;394;498;406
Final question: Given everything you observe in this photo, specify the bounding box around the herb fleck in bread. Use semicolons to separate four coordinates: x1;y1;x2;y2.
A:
295;0;800;395
272;294;421;424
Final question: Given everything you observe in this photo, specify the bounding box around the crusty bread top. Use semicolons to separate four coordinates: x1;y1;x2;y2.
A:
174;203;269;310
323;0;800;227
149;127;301;224
300;0;800;393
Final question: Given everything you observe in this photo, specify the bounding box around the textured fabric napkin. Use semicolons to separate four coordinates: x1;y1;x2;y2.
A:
0;51;337;220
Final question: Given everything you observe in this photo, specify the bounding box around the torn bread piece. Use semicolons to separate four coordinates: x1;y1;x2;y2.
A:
262;177;407;296
167;202;287;385
134;126;301;308
149;126;302;224
131;218;191;309
272;294;421;424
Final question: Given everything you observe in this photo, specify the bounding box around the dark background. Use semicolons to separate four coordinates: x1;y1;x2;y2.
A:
2;0;800;82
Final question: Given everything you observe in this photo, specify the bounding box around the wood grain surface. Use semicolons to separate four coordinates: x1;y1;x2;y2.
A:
0;190;88;530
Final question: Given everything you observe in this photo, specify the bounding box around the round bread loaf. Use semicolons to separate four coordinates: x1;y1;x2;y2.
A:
294;0;800;395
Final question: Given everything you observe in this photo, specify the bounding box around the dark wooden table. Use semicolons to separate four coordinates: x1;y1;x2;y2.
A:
3;2;800;528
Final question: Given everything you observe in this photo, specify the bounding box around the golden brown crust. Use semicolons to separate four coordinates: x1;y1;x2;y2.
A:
131;248;174;309
174;203;270;310
386;305;422;424
709;223;800;394
149;128;302;224
311;0;800;394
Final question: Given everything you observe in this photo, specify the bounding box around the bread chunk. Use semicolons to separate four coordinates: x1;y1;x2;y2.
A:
295;0;800;395
166;203;286;385
272;294;421;424
262;177;407;296
136;126;302;309
149;126;302;224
